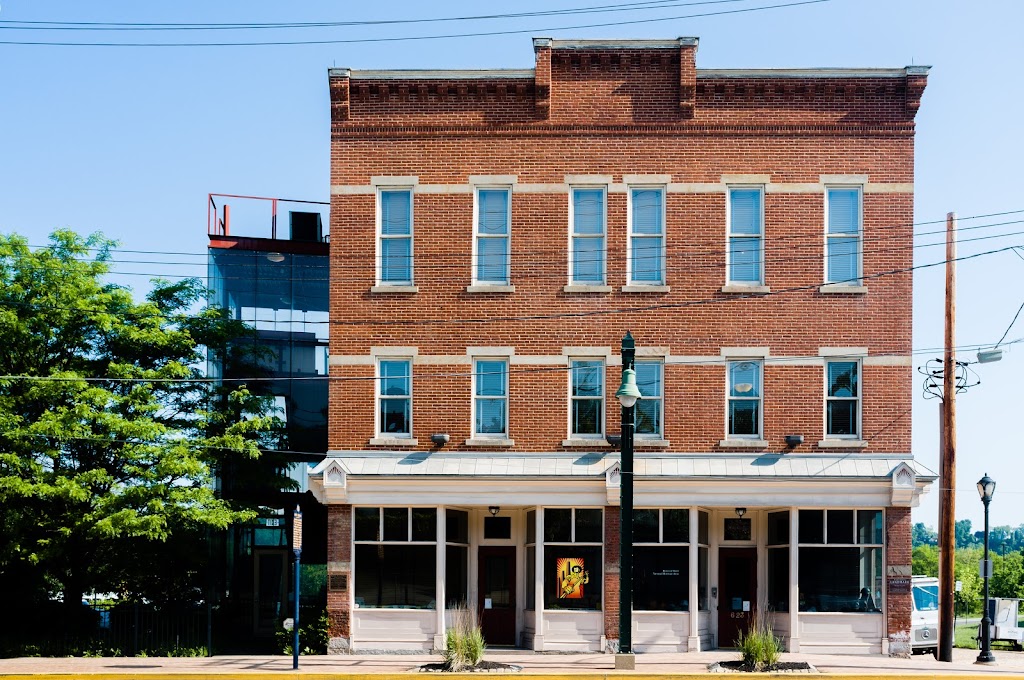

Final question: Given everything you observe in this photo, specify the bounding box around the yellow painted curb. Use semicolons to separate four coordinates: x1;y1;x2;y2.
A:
3;674;1024;680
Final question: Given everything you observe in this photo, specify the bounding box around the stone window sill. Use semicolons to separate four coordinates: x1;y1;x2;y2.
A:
464;438;515;447
721;284;770;294
563;284;612;294
368;437;419;446
819;284;867;294
634;439;671;448
370;285;419;294
817;439;868;448
466;284;515;293
621;284;671;293
718;439;769;448
562;438;612;448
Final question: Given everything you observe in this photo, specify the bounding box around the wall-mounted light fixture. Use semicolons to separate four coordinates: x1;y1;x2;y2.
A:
735;507;747;518
785;434;804;449
266;251;285;263
430;433;450;446
488;506;500;517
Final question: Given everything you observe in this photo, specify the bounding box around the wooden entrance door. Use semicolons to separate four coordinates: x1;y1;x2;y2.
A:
717;547;757;648
478;546;516;646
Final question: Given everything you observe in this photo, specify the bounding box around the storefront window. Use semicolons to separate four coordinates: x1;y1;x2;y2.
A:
798;509;883;613
446;509;468;608
767;511;789;612
634;509;689;611
354;507;437;609
698;510;709;610
525;510;536;611
543;508;602;610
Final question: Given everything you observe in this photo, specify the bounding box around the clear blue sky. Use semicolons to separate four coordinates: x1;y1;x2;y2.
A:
2;1;1022;529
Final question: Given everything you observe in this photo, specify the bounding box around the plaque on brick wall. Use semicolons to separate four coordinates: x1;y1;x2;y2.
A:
329;574;348;591
888;577;911;594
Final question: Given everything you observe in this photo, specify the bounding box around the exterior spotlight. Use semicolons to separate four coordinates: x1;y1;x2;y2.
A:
735;507;747;518
488;506;500;517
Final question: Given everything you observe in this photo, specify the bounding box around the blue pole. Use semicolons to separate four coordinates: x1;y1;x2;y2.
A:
293;547;301;670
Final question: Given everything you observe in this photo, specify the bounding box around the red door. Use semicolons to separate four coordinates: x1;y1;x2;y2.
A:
717;548;758;648
478;546;516;646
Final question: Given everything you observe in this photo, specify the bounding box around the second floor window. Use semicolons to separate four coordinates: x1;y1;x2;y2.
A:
635;360;663;437
728;188;763;285
474;359;508;436
826;360;860;437
570;359;604;436
379;189;413;284
570;188;606;284
826;187;862;284
475;188;511;284
629;188;665;284
378;359;411;436
727;360;762;438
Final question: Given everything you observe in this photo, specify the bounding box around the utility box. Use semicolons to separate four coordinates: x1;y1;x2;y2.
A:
985;598;1023;651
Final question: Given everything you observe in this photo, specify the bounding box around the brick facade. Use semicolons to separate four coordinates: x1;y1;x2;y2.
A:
326;504;352;652
885;506;913;636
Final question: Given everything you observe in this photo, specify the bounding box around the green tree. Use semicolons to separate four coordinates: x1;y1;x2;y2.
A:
955;519;977;548
0;231;279;618
912;522;938;547
912;544;939;577
992;552;1024;599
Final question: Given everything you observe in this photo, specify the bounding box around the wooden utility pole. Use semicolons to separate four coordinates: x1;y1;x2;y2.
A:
938;211;957;662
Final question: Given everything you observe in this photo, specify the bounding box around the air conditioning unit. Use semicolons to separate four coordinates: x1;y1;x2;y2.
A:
289;211;323;242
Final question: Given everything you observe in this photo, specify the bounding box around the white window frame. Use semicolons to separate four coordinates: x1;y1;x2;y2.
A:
376;187;414;286
376;357;413;438
824;359;861;439
824;185;863;285
568;186;607;285
472;186;512;285
472;357;509;438
634;358;664;439
569;358;605;438
726;186;765;285
627;186;666;285
725;359;763;439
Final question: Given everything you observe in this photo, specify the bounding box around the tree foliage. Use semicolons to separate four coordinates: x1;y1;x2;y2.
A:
0;231;280;613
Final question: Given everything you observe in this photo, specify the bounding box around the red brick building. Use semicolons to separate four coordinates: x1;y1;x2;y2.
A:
310;38;934;655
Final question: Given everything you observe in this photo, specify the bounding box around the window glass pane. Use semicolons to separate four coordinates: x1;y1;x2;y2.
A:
573;189;605;234
634;509;659;543
446;545;468;608
827;237;859;282
828;510;854;544
446;509;469;544
526;510;536;544
476;399;506;434
730;189;762;235
575;509;603;543
913;582;938;612
729;361;760;397
828;189;859;235
767;511;790;546
663;509;689;543
632;189;663;235
698;546;709;610
767;547;789;612
635;362;662;396
635;399;661;436
799;510;824;544
572;399;602;436
634;546;689;611
798;547;881;612
828;362;858;397
698;511;709;545
728;237;761;283
631;236;663;282
544;545;602;610
380;360;410;395
544;509;572;543
572;360;604;396
476;360;506;396
728;400;759;436
381;237;411;282
355;544;436;609
572;237;604;282
477;189;509;235
412;507;437;541
477;237;509;282
484;516;512;539
858;510;883;545
525;546;536;610
380;191;411;235
827;400;857;436
383;508;408;541
354;507;380;541
380;398;410;435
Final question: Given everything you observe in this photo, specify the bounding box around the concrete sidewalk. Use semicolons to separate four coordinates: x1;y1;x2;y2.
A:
2;648;1024;678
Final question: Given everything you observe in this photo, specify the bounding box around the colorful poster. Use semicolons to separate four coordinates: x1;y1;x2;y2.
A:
557;557;588;599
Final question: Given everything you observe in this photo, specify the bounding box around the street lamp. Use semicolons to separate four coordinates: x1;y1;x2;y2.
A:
976;474;996;665
292;504;303;670
614;332;642;670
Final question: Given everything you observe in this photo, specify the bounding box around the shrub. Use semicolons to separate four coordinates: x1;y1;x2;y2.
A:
277;608;330;656
442;604;485;671
736;611;782;671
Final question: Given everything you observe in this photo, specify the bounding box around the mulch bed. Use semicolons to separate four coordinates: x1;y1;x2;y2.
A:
419;661;523;673
710;661;817;673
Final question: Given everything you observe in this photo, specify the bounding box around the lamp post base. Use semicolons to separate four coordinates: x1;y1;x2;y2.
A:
975;652;997;665
614;653;636;670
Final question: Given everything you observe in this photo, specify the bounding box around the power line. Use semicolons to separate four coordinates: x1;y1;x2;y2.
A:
0;0;832;47
994;300;1024;348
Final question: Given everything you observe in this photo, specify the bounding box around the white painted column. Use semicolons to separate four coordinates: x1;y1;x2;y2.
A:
788;507;800;652
533;507;545;650
688;506;701;651
434;505;446;651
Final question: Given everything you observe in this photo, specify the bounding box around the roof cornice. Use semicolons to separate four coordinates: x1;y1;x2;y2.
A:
333;68;534;80
698;66;931;79
534;37;698;50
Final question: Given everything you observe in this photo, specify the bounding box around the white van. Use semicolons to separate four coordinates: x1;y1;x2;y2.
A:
911;575;939;655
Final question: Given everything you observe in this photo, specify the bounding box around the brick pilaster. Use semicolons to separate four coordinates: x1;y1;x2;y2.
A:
326;504;352;653
886;506;912;636
533;38;552;120
604;505;620;648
